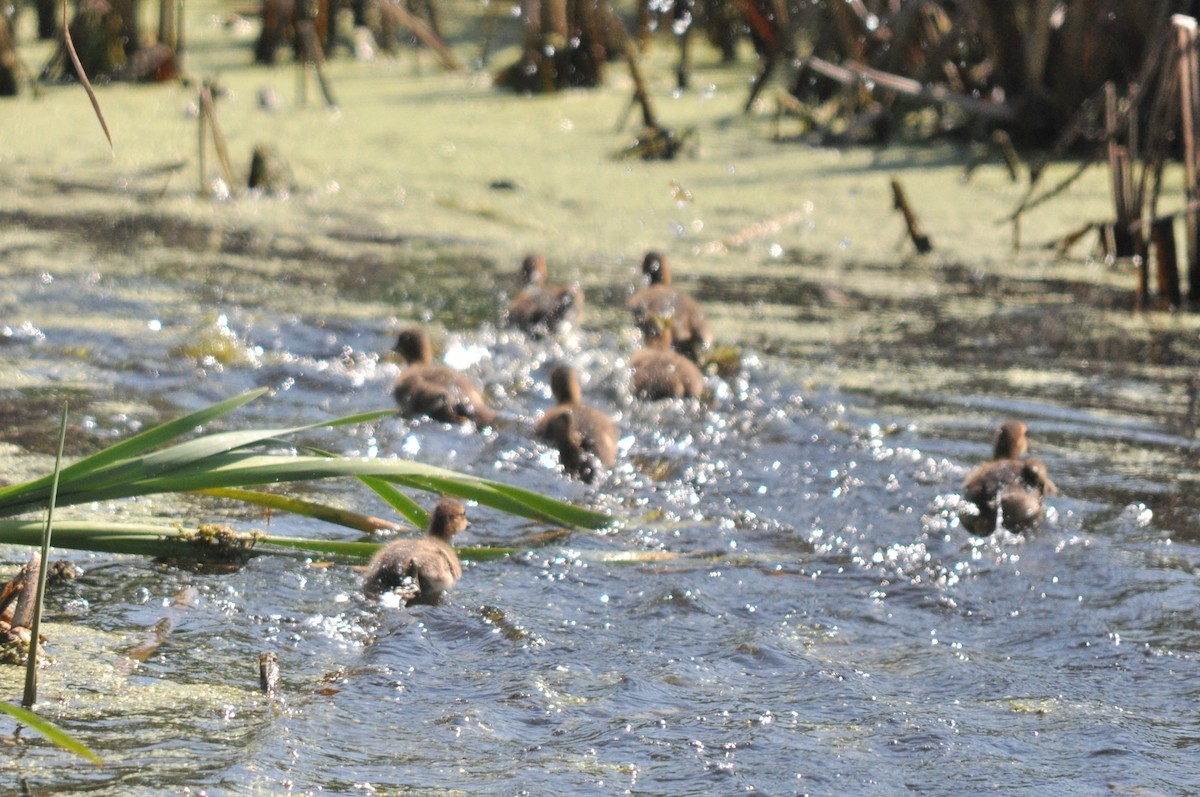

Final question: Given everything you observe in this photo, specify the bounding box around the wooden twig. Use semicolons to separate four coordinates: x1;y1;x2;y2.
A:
694;209;809;255
890;177;933;254
1025;0;1054;90
198;83;238;197
1037;220;1097;256
1152;216;1182;309
624;46;658;130
61;0;112;151
1130;195;1200;233
296;20;338;109
477;0;503;66
992;130;1020;181
9;554;40;630
610;15;658;132
378;0;461;71
259;651;282;697
1104;82;1143;272
1175;15;1200;302
804;54;1018;125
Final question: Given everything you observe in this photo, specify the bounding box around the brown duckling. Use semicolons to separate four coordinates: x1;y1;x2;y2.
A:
535;364;619;481
541;411;601;483
363;497;468;603
392;328;497;427
629;321;705;400
960;420;1057;535
504;253;583;337
627;251;712;362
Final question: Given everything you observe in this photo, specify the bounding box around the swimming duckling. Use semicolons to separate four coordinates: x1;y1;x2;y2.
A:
627;251;712;362
960;420;1057;535
540;411;600;483
535;364;618;481
629;321;705;400
392;328;497;427
504;253;583;337
363;497;468;603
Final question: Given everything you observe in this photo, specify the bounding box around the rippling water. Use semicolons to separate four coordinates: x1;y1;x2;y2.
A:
3;224;1200;795
3;10;1200;793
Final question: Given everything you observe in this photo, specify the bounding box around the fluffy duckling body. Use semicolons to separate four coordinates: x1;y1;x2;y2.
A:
630;324;704;400
535;365;618;481
392;328;497;427
363;497;468;603
627;251;712;361
960;420;1056;535
504;253;583;337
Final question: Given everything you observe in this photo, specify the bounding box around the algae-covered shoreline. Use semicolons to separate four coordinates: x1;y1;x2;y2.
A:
1;0;1176;379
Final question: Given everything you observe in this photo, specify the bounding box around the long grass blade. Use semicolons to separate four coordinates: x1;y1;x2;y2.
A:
23;403;68;709
0;407;393;516
53;409;391;496
194;487;406;534
0;395;612;548
296;444;430;528
0;388;269;504
0;520;518;564
0;702;102;766
4;453;611;529
358;476;429;528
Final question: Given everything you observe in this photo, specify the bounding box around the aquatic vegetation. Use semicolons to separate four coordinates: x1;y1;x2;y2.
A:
0;388;611;565
0;702;101;765
1;406;101;766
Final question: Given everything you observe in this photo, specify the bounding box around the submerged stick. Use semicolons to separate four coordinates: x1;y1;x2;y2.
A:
116;587;198;676
259;652;282;697
890;177;933;254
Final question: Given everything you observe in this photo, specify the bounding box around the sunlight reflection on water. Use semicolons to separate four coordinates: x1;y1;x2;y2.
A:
3;211;1200;797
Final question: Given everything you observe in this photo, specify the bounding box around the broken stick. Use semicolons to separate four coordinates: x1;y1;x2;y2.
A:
890;177;933;254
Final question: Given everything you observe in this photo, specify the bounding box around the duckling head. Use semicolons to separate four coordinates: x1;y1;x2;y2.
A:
641;251;671;285
428;497;469;541
549;364;582;405
993;420;1029;460
521;253;548;286
393;328;434;365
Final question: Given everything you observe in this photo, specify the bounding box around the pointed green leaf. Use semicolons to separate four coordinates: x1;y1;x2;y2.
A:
0;389;268;504
193;487;407;534
0;702;103;765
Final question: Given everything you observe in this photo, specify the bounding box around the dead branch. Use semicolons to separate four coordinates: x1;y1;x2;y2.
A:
379;0;462;71
804;54;1018;125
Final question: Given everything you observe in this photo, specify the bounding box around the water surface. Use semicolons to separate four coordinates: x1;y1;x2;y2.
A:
2;4;1200;794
